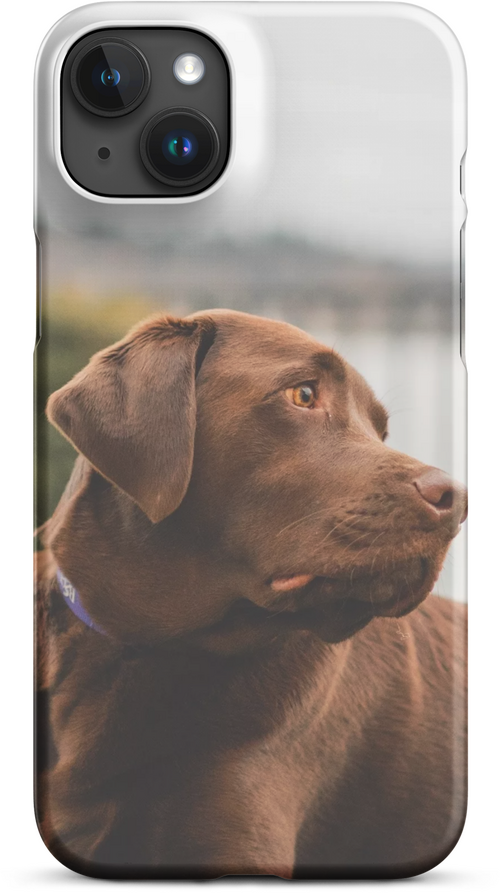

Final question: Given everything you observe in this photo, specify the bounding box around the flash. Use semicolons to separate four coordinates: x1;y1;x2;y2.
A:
173;54;205;85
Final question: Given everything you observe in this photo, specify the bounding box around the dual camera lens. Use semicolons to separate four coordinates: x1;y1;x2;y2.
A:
70;39;219;186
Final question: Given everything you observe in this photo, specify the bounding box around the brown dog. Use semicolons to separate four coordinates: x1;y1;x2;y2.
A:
36;310;467;879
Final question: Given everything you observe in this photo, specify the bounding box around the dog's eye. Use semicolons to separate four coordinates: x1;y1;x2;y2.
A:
285;384;317;409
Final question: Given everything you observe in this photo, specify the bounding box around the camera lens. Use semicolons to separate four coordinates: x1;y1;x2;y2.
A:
101;68;120;86
71;39;150;117
162;130;199;165
140;108;220;186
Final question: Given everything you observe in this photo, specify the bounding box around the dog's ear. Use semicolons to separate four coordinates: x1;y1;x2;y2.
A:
47;316;214;523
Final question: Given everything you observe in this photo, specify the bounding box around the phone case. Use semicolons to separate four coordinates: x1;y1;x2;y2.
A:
34;2;467;880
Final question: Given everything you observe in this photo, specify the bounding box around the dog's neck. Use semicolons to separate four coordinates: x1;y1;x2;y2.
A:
46;459;307;655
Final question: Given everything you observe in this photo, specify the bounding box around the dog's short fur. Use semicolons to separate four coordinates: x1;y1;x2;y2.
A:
36;310;467;878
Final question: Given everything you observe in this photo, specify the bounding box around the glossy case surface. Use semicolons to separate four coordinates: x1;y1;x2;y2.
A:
35;2;467;880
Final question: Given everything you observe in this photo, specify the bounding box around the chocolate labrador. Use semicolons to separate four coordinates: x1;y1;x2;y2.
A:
36;310;467;879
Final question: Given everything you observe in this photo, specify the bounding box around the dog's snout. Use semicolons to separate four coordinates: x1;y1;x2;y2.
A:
414;469;467;525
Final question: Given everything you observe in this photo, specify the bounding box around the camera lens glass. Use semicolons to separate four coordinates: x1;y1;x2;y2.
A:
101;68;120;86
71;40;150;116
162;129;199;165
140;109;220;185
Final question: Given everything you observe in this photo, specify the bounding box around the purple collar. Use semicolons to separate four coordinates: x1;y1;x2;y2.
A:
57;569;107;635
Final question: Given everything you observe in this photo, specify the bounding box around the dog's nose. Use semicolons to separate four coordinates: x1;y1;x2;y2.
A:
414;469;467;525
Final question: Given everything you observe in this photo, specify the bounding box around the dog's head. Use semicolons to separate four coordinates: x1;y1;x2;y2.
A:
47;311;466;652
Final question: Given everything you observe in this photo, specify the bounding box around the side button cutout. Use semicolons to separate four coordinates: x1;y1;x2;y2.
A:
30;226;42;353
459;153;466;366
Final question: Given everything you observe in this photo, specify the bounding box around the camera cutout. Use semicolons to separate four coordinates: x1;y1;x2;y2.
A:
61;29;230;197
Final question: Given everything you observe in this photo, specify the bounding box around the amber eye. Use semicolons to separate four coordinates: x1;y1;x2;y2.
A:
285;384;316;409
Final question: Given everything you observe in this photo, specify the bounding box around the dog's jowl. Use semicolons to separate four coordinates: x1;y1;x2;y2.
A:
36;311;467;878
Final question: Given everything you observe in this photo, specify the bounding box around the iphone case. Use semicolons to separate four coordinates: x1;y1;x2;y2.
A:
34;2;467;879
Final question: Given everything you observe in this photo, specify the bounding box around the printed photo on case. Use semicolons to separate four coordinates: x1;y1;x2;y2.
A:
34;2;467;879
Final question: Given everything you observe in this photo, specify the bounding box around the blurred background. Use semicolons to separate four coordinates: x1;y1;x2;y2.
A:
36;8;465;598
